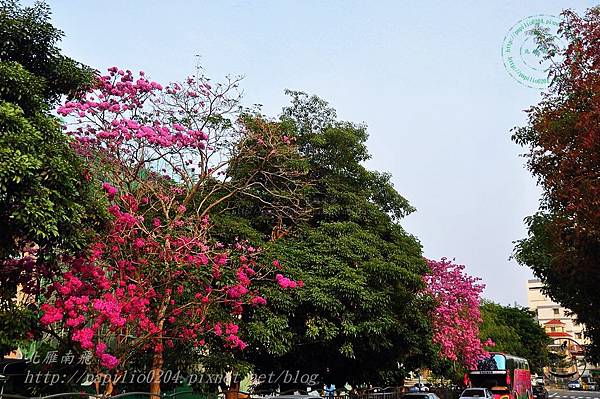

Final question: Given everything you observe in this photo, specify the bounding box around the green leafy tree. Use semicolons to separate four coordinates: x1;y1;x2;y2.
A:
216;92;433;388
0;0;101;356
0;0;94;102
479;301;550;374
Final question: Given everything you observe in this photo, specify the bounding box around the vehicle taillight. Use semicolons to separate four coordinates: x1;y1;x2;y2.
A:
506;373;511;386
464;373;470;386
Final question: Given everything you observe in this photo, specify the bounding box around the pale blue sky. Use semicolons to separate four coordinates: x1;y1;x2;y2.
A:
45;0;597;305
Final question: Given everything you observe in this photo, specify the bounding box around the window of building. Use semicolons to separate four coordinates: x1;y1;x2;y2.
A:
576;333;582;339
553;308;560;315
550;327;556;332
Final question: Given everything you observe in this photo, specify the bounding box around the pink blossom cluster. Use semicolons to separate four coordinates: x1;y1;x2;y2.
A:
226;284;249;299
251;296;267;306
102;182;117;199
57;67;161;116
424;257;488;369
213;322;247;349
96;342;119;369
41;188;302;373
276;273;304;289
40;257;159;369
58;68;209;153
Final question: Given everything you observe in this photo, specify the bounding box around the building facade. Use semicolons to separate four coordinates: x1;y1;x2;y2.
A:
526;279;599;383
526;279;588;344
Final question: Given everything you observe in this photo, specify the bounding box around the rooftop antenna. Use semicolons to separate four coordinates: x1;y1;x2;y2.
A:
194;54;203;76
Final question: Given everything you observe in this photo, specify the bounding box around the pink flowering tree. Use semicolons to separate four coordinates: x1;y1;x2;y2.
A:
424;257;490;370
40;67;307;396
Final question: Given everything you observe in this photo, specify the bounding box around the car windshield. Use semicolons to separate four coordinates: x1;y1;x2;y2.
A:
462;389;486;397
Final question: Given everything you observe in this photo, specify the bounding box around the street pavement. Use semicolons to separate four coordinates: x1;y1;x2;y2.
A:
549;390;600;399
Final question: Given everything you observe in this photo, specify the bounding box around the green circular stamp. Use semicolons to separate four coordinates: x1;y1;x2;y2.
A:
502;15;562;89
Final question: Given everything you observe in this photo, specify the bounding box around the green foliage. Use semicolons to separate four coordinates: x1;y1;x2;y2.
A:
217;92;433;387
282;90;414;223
0;0;104;261
0;305;35;355
0;61;45;113
479;301;550;374
513;214;555;283
0;0;104;357
0;0;95;104
247;223;432;386
0;100;103;255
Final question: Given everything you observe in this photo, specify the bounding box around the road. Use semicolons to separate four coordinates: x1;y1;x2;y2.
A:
549;390;600;399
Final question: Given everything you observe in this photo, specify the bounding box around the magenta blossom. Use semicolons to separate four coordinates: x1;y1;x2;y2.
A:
424;257;488;369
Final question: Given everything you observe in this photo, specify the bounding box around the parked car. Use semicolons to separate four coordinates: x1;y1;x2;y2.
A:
460;388;493;399
567;380;582;390
579;381;599;391
535;377;545;385
409;383;429;392
533;385;548;399
404;393;441;399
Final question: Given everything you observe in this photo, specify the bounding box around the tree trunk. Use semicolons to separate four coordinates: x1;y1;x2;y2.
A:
150;347;164;397
95;372;114;397
225;380;241;399
149;295;169;397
